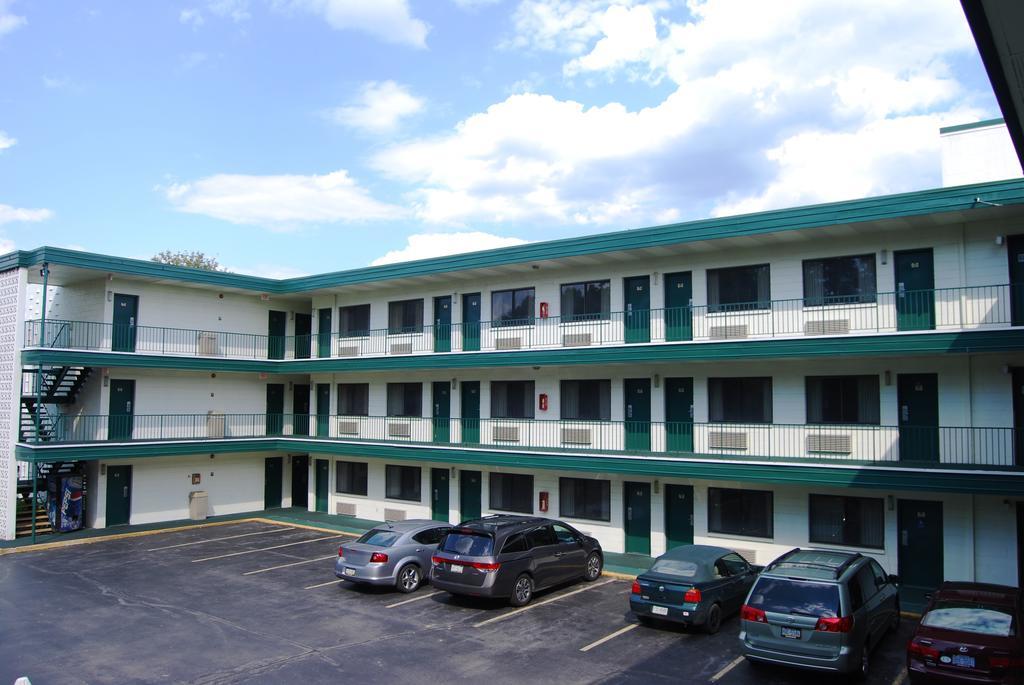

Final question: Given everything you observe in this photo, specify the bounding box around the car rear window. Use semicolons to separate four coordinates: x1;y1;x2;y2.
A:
355;530;402;547
922;602;1017;637
440;532;494;556
747;577;840;618
649;559;699;578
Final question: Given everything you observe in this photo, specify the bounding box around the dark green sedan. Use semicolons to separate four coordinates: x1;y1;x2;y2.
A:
630;545;762;633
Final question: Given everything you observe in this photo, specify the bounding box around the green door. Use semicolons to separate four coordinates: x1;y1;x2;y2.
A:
264;457;283;509
105;465;132;526
624;275;651;344
895;249;935;331
111;293;138;352
898;500;943;611
316;383;330;437
898;373;939;462
291;455;308;508
624;378;651;451
665;377;694;452
460;381;480;444
462;293;481;352
434;296;452;352
664;484;694;550
293;384;310;436
108;379;135;441
266;383;284;436
624;481;651;555
315;459;329;513
318;308;332;357
664;272;693;341
294;313;311;359
432;381;451;443
431;468;449;522
268;310;287;359
460;470;482;520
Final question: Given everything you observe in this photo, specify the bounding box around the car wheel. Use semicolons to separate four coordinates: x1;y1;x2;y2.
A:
510;574;534;607
704;604;722;634
584;552;603;581
853;645;870;681
396;564;421;594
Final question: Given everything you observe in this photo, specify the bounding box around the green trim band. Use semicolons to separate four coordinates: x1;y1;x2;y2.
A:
939;118;1006;134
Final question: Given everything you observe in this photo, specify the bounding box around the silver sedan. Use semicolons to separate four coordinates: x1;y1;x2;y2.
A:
335;520;452;593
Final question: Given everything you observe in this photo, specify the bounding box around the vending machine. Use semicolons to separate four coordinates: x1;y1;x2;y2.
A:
46;475;84;532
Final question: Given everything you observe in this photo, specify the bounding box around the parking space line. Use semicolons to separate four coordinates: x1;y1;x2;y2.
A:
891;669;908;685
146;528;286;551
304;579;343;590
709;655;745;683
191;534;348;562
579;623;638;652
386;591;445;608
473;578;617;628
242;554;338;575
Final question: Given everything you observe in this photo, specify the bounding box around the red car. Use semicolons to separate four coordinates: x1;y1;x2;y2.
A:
908;582;1024;684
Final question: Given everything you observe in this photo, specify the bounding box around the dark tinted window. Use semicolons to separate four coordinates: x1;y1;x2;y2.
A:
526;525;558;547
335;460;368;495
489;472;533;513
501;533;528;554
491;288;534;327
559;477;611;521
337;383;369;416
385;464;421;501
707;264;770;312
809;494;884;549
747;577;840;618
720;553;749;576
848;573;864;612
806;375;880;425
855;566;878;605
441;532;494;556
649;559;699;578
561;280;610;322
491;381;535;419
869;560;888;587
803;254;876;306
355;529;401;547
922;602;1016;637
339;304;371;337
561;380;611;421
388;299;423;334
552;523;578;544
386;383;422;417
708;377;772;423
412;527;450;545
708;487;773;538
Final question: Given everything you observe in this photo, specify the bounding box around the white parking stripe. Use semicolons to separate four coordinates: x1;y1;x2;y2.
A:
709;655;745;683
304;579;343;590
146;528;285;551
579;623;638;652
242;554;338;575
473;578;617;628
191;534;348;562
386;591;445;608
891;669;908;685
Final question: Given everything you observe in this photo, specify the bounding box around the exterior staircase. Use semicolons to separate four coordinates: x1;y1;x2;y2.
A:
19;366;92;443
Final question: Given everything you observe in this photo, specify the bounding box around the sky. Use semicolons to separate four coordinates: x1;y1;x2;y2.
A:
0;0;1005;277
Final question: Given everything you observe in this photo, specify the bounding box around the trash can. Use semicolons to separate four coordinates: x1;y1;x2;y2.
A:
188;491;208;520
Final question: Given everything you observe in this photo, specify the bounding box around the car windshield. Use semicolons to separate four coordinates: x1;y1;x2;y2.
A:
649;559;700;579
747;577;840;618
355;529;402;547
440;532;493;556
922;602;1016;637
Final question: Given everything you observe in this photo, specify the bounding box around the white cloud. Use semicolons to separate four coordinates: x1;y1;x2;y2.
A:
163;169;405;229
0;0;25;37
225;263;310;279
371;231;529;265
505;0;615;54
279;0;429;48
208;0;250;22
0;237;15;254
179;8;205;27
327;81;425;134
179;51;209;70
0;204;53;225
42;75;71;89
452;0;502;9
0;130;15;152
563;4;660;77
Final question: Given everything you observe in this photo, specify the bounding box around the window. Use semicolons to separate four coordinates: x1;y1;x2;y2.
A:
719;553;750;576
806;375;880;425
339;304;371;338
386;383;422;417
335;461;368;495
355;529;401;546
501;533;528;554
526;525;558;547
388;299;423;334
559;477;611;521
707;264;770;312
708;487;773;538
855;566;879;605
560;280;610;322
490;381;535;419
385;464;421;501
747;577;840;618
337;383;369;416
552;523;579;544
412;527;450;545
489;472;533;513
803;254;876;306
809;494;884;549
491;287;535;327
708;377;772;423
561;379;611;421
921;603;1016;637
441;531;493;556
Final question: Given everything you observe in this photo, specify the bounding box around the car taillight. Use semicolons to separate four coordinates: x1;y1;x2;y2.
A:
369;552;388;563
908;638;939;660
431;555;444;566
815;616;853;633
741;605;766;623
684;588;702;603
470;561;500;572
631;580;641;595
988;655;1024;669
338;547;345;558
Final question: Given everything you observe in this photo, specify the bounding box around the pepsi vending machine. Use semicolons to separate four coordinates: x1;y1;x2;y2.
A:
46;475;84;532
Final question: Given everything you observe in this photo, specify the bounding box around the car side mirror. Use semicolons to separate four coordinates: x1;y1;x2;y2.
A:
888;574;900;585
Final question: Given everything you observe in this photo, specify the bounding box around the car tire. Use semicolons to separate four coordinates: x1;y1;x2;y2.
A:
852;645;870;681
510;574;534;607
704;604;722;634
396;564;421;594
584;552;603;581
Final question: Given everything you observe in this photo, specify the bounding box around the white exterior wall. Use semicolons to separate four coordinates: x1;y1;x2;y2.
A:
0;268;26;540
941;122;1022;188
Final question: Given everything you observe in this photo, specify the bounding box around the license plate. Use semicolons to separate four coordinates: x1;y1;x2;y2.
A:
450;564;463;574
343;567;356;576
952;655;975;668
780;626;801;639
651;606;668;616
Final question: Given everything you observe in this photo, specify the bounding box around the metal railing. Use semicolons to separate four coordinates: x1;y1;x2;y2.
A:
25;413;1023;470
23;283;1024;360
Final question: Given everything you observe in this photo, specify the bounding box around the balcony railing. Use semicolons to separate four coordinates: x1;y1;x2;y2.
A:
24;413;1023;470
23;284;1024;361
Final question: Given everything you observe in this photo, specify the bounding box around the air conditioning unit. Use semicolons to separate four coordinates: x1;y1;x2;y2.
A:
196;331;218;356
562;333;592;347
493;426;520;442
384;508;407;521
562;428;592;445
206;411;226;439
709;325;749;339
390;343;413;355
335;502;357;516
388;423;412;438
805;319;851;336
337;421;360;436
806;434;853;454
709;431;748;449
731;548;758;564
496;336;522;350
336;344;359;357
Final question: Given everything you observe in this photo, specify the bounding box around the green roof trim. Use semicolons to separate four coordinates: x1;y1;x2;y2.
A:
4;178;1024;293
939;118;1006;134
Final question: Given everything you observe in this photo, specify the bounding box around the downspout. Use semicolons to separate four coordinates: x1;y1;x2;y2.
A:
33;262;49;544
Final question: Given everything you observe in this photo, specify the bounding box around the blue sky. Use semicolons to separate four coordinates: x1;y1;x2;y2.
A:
0;0;1003;276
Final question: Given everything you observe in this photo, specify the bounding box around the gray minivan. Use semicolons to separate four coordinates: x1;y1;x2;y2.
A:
740;548;900;679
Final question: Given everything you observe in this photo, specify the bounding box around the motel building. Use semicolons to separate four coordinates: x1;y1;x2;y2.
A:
1;121;1023;612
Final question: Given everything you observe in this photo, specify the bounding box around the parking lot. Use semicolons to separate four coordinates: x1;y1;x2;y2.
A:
0;521;916;684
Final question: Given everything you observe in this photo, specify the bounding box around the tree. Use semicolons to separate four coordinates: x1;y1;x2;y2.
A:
151;250;226;271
